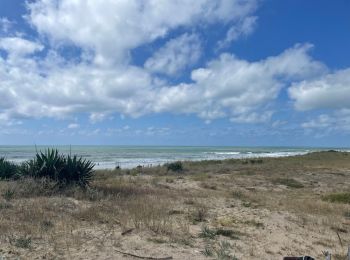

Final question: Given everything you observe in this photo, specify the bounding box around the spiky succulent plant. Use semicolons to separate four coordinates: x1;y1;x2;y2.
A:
0;157;20;180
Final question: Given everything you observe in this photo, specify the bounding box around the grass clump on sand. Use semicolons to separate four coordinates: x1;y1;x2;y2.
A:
272;178;304;188
202;241;238;260
323;192;350;204
200;226;240;240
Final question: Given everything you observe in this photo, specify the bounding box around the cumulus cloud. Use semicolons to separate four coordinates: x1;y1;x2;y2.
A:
286;49;350;133
0;0;331;127
154;44;325;122
145;33;201;76
0;39;325;125
26;0;257;65
289;68;350;111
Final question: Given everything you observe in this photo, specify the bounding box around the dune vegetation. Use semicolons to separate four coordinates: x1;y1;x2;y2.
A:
0;151;349;259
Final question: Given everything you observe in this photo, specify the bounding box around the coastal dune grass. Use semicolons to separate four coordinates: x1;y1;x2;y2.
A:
323;192;350;204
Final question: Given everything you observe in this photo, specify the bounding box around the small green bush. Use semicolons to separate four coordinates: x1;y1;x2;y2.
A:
200;226;217;239
0;158;20;180
13;236;31;249
166;161;183;172
323;193;350;204
272;178;304;188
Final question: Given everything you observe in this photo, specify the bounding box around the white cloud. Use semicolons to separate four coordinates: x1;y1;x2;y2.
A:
301;110;350;133
289;68;350;133
0;17;13;33
145;33;201;76
154;44;325;122
218;16;257;48
26;0;257;65
0;1;330;126
67;123;79;129
289;68;350;111
0;41;325;125
0;37;44;56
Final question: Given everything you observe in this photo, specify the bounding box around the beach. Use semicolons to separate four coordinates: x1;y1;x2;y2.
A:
0;151;349;259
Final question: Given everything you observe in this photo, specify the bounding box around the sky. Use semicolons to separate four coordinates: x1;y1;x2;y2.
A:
0;0;350;146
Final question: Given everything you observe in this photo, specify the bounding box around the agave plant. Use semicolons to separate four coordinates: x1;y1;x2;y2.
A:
0;157;20;180
60;155;95;186
19;159;38;177
34;149;65;180
16;149;95;187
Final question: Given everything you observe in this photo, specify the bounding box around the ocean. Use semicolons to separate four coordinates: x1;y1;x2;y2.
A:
0;145;346;169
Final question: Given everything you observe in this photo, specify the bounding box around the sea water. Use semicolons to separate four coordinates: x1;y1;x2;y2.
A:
0;145;345;169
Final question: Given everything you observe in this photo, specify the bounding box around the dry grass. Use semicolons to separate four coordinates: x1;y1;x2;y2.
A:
0;151;350;259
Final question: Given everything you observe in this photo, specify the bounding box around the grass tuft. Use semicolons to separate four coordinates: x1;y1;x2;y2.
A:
322;192;350;204
272;178;304;188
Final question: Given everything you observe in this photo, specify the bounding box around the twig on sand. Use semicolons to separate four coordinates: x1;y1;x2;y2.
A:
121;228;134;236
115;249;173;260
336;231;343;247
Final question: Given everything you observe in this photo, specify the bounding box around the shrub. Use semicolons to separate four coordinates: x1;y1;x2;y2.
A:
33;149;65;179
19;159;38;176
21;149;95;187
0;158;20;180
11;236;32;249
200;226;216;239
60;155;94;186
166;161;183;172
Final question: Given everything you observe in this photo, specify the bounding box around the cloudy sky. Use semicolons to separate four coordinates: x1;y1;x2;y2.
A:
0;0;349;146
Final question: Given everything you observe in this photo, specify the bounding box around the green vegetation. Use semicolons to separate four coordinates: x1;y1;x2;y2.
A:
0;149;95;186
0;157;20;180
166;161;183;172
10;236;32;249
202;241;238;260
200;226;240;240
272;178;304;188
200;226;217;239
323;192;350;204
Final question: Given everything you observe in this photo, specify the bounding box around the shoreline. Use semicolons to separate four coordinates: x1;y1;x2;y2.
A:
4;146;348;170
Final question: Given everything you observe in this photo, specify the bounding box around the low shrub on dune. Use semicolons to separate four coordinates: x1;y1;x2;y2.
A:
29;149;95;186
1;149;95;187
166;161;183;172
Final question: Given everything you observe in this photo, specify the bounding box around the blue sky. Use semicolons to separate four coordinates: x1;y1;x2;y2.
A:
0;0;350;146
